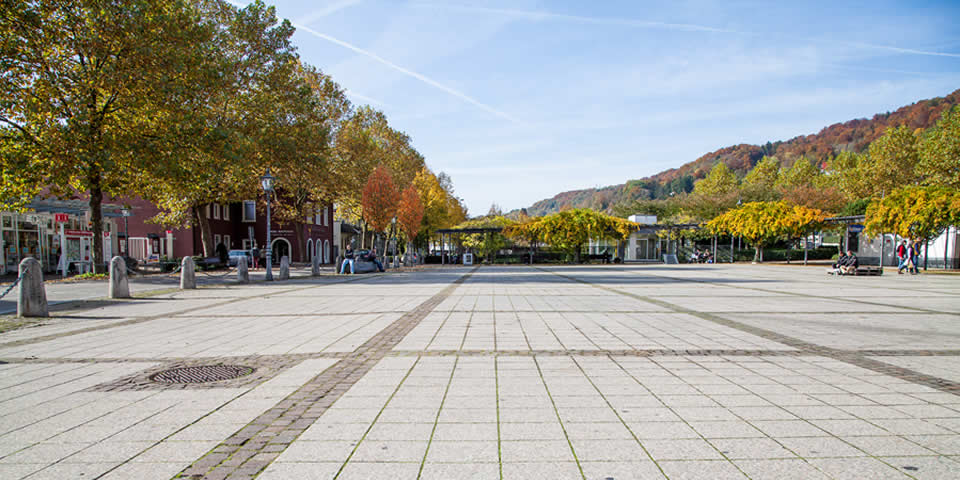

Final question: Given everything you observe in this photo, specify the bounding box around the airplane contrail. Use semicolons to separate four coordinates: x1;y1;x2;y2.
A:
412;3;740;33
293;22;521;123
225;0;520;123
417;3;960;59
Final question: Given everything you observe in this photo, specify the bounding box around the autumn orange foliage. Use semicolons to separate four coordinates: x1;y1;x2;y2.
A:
397;185;424;240
362;165;400;232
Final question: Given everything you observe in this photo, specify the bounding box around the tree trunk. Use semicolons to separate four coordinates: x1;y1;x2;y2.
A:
294;221;306;262
575;244;582;264
193;205;214;257
754;245;761;263
89;181;104;274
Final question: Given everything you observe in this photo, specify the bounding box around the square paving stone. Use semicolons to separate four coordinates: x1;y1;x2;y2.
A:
501;462;582;480
500;440;575;462
564;422;636;440
570;439;649;461
733;459;831;480
580;460;666;479
420;462;500;480
879;456;960;480
641;438;724;461
425;440;499;463
842;436;937;456
687;421;764;439
349;440;428;462
776;436;867;458
499;422;567;441
276;440;358;462
365;422;435;441
806;457;910;480
337;461;421;480
711;437;798;460
256;462;342;480
658;460;748;480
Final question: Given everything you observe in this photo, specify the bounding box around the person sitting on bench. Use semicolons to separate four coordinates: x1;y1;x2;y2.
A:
367;246;385;272
840;250;859;275
340;244;355;274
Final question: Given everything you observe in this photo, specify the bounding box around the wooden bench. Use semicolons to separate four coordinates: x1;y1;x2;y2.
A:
854;265;882;276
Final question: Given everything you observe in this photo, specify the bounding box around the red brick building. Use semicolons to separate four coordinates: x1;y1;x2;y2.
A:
116;197;335;265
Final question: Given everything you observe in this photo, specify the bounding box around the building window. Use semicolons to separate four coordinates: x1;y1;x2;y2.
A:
324;206;329;226
213;204;220;220
214;234;221;248
242;239;251;250
242;201;256;222
306;213;313;225
222;204;229;221
205;205;211;218
224;235;231;249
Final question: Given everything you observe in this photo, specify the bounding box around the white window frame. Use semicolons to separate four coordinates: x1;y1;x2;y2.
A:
222;204;230;221
242;239;251;250
323;206;329;226
205;205;211;218
213;204;220;220
214;234;222;247
224;235;231;249
242;201;256;222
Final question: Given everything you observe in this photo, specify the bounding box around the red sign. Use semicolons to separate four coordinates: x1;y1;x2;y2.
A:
55;213;68;223
165;230;173;235
64;230;94;237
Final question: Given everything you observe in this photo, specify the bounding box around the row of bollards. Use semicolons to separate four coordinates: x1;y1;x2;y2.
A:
16;253;305;318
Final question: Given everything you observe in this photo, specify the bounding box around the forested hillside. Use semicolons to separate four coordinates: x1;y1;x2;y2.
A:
520;88;960;216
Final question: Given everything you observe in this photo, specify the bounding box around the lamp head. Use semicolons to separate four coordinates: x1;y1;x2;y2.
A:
260;168;276;192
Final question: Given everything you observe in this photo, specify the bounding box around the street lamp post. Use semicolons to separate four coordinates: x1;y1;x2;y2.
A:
261;169;276;281
121;209;132;256
391;216;397;269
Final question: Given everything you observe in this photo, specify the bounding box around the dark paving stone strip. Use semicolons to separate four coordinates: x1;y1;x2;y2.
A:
173;268;477;480
391;349;805;357
542;267;960;396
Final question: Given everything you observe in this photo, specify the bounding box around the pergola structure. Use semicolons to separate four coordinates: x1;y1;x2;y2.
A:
434;227;504;264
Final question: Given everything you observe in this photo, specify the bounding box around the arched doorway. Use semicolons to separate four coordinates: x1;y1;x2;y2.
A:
271;238;291;265
324;240;330;264
306;239;314;262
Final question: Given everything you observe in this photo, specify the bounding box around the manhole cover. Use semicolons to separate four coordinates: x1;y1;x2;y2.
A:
150;365;255;384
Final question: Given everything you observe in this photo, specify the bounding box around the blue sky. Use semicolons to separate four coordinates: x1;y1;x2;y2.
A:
251;0;960;215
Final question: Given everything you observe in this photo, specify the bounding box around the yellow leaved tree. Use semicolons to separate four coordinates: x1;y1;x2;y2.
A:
864;186;960;242
706;201;825;263
505;209;636;263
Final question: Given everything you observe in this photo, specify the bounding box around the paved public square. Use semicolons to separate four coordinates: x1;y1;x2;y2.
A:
1;264;959;479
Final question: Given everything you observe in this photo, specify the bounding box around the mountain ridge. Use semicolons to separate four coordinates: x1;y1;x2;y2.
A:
516;88;960;217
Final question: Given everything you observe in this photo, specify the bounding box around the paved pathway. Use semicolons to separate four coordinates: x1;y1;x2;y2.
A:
0;265;958;479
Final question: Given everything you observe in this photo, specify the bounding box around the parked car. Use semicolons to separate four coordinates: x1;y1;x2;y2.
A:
228;249;252;267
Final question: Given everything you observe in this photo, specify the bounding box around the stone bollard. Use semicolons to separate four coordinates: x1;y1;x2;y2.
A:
311;254;320;276
109;256;130;298
237;258;249;284
180;257;197;289
279;256;290;280
17;258;48;317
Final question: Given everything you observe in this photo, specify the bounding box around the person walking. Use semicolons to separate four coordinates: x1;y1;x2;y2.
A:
251;245;260;270
340;244;355;274
896;240;908;274
910;240;922;275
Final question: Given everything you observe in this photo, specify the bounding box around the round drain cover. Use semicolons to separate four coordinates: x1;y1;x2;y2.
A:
150;365;254;384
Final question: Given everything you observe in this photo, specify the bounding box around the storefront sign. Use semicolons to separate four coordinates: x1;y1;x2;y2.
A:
55;214;68;223
64;230;94;237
